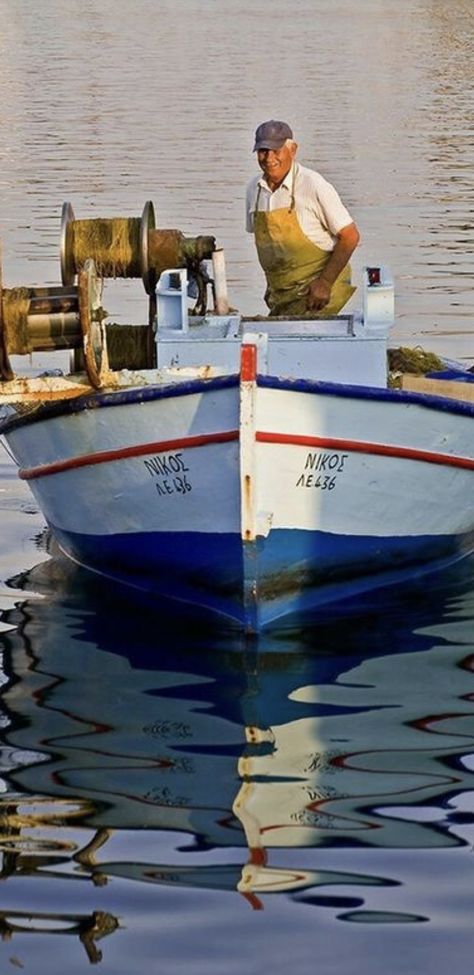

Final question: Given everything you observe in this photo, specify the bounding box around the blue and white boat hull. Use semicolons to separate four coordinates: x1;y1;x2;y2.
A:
2;346;474;630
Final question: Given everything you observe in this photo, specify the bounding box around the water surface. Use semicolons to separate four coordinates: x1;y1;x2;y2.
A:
0;555;474;972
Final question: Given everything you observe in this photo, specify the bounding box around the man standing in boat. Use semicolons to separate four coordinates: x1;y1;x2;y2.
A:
246;120;360;317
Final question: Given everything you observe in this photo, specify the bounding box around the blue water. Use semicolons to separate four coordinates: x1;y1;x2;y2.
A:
1;529;474;973
2;0;474;971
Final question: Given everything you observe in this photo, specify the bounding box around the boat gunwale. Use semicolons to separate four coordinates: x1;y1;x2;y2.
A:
258;374;474;418
0;374;240;434
2;369;474;437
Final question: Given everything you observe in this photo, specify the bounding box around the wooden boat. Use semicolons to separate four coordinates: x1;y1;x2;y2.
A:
1;202;474;631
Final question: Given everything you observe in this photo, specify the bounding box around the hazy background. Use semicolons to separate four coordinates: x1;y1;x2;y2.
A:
0;0;473;360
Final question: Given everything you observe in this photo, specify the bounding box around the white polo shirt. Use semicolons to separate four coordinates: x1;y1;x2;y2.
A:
246;163;354;253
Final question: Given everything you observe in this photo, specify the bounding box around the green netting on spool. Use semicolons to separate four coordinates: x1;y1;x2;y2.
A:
69;217;142;278
2;288;31;354
105;323;150;370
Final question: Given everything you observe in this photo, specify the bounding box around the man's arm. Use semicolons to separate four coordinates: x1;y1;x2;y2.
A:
246;177;259;233
307;222;360;311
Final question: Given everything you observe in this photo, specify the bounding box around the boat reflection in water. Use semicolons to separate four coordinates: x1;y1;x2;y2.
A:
0;548;474;956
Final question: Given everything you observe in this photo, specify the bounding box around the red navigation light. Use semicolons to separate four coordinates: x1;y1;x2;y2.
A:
367;267;381;286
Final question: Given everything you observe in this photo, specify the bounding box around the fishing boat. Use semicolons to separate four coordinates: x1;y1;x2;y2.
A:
1;201;474;631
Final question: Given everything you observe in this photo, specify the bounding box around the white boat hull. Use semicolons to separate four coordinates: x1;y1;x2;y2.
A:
2;344;474;631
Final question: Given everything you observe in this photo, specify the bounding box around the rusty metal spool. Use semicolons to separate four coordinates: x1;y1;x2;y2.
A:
0;203;218;384
60;201;216;299
0;281;82;382
0;256;108;388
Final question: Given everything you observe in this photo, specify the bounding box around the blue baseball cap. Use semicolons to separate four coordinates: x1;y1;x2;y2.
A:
253;120;293;151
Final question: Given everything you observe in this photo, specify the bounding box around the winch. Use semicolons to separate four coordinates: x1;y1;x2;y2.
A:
0;201;221;385
60;200;215;301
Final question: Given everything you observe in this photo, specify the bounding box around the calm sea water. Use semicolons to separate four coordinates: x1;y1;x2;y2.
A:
1;1;474;971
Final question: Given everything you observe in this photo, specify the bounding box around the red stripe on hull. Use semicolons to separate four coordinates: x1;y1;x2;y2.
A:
19;430;239;481
256;432;474;471
18;428;474;482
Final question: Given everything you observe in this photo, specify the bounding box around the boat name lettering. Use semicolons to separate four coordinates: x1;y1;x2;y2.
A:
144;452;189;477
155;474;192;497
144;452;193;497
304;451;348;472
296;451;348;490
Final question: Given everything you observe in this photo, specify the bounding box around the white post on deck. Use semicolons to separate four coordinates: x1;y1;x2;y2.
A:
212;248;230;315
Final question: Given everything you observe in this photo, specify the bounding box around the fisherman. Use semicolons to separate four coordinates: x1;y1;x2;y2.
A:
246;120;360;317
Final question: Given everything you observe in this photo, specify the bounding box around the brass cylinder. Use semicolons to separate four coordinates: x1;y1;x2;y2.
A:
29;294;78;315
26;312;81;350
1;286;82;355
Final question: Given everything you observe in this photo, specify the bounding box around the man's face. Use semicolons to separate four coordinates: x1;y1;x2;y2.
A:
257;141;296;186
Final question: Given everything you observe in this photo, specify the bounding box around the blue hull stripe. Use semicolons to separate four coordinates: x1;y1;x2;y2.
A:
3;365;474;438
258;374;474;418
50;524;472;627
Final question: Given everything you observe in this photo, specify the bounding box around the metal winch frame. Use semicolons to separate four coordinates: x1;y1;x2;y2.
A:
60;200;216;316
0;200;223;388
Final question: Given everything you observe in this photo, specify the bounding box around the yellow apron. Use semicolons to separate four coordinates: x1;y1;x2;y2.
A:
253;167;356;317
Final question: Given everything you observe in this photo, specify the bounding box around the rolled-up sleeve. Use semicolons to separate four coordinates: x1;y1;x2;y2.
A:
311;174;353;236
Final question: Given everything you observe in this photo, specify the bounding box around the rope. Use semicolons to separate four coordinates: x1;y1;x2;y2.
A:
2;288;31;354
68;217;142;278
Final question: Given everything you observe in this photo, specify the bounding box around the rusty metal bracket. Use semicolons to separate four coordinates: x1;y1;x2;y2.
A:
78;259;110;389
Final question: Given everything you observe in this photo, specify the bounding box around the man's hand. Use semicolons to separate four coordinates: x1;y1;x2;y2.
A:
307;222;360;312
307;277;332;311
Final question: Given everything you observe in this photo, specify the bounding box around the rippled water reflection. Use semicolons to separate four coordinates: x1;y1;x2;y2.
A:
1;1;474;971
0;552;473;969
